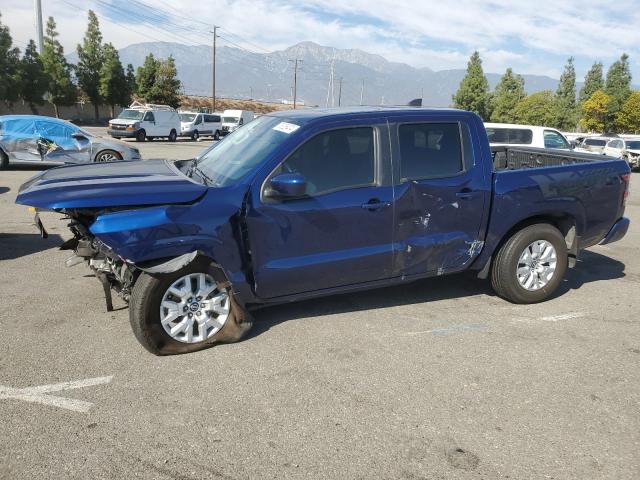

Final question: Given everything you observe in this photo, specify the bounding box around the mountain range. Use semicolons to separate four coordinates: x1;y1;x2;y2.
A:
70;41;569;107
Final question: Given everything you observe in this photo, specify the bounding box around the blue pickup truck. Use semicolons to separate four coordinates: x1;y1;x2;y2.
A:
16;108;631;355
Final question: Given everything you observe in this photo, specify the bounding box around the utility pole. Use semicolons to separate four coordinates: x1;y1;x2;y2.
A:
359;79;364;106
289;59;303;109
211;26;219;111
338;77;343;107
33;0;44;54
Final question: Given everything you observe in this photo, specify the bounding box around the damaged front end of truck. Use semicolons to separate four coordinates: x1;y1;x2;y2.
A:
15;160;226;312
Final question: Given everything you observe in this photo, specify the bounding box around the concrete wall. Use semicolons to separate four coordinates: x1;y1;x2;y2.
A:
0;101;124;125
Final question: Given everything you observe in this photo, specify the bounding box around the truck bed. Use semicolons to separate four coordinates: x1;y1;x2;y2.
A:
491;146;607;171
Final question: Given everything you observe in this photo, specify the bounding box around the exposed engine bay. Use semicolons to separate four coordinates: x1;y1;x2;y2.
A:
59;208;137;311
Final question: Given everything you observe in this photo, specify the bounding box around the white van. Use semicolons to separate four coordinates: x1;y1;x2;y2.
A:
108;102;181;142
484;123;571;150
179;112;222;141
220;110;254;136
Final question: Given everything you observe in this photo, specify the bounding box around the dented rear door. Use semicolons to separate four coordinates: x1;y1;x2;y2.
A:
390;116;489;276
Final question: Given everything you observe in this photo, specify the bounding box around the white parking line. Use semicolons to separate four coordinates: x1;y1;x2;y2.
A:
540;312;587;322
0;376;113;413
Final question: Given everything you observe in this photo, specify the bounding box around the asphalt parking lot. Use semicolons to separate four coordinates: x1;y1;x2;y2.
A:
1;137;639;479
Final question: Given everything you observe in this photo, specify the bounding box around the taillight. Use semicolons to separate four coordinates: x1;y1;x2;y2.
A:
622;173;630;205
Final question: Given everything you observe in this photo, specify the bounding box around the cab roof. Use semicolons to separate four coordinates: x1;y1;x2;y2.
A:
266;106;472;124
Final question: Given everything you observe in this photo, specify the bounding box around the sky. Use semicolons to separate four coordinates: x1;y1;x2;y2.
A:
2;0;639;80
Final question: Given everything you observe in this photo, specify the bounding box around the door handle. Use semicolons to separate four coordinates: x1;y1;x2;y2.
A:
361;199;391;210
456;188;475;200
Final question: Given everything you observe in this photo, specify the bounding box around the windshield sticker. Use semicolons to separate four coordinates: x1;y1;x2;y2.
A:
273;122;300;134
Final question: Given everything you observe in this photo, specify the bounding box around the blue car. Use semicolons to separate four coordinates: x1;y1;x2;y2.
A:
16;108;631;355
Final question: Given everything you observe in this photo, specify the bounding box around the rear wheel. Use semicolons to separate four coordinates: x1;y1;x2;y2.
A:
168;129;177;142
147;136;155;142
491;224;567;304
95;150;122;163
135;129;146;142
0;150;8;169
129;258;253;355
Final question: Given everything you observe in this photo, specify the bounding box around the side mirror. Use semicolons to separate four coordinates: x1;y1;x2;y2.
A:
72;132;88;141
267;173;307;198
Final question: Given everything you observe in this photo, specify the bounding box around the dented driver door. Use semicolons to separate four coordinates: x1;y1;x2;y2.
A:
390;117;488;277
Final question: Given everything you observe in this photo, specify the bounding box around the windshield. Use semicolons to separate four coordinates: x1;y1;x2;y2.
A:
223;116;239;124
118;109;144;120
195;116;294;187
180;113;197;122
625;141;640;150
585;139;606;146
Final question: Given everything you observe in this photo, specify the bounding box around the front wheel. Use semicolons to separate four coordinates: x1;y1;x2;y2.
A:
191;130;199;141
135;129;146;142
214;130;220;141
95;150;122;163
491;224;567;304
129;258;253;355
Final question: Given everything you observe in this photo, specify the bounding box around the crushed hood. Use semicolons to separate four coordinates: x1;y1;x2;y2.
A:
16;160;207;209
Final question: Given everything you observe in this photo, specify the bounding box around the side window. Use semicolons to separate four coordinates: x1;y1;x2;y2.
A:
195;115;203;125
143;112;155;122
279;127;375;196
614;140;623;149
212;115;221;123
543;130;570;149
399;123;463;180
3;119;37;136
36;121;72;139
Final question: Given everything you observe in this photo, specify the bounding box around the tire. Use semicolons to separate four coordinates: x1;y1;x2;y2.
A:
129;258;253;355
147;136;155;142
168;129;177;142
191;130;199;141
0;149;8;169
214;130;220;141
94;150;122;163
491;223;567;304
135;129;146;142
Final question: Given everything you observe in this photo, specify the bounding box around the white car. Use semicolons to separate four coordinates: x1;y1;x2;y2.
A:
485;123;571;150
220;110;254;136
575;137;613;155
603;137;640;169
108;102;180;142
179;112;222;141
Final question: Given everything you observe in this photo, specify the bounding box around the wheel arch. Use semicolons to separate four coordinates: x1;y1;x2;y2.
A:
476;212;579;279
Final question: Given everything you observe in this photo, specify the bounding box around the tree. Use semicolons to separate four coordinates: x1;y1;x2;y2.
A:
453;51;490;120
125;63;137;103
489;68;525;123
615;91;640;133
148;56;181;108
580;90;610;132
605;53;632;130
18;40;49;113
514;91;556;126
579;62;604;105
135;53;159;100
76;10;104;121
0;13;21;106
553;57;577;130
41;17;76;118
99;43;129;117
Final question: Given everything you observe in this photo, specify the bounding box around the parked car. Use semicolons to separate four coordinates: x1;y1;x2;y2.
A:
220;110;254;136
485;123;571;150
575;136;617;154
601;138;640;169
0;115;140;169
179;112;222;141
108;102;180;142
16;108;630;355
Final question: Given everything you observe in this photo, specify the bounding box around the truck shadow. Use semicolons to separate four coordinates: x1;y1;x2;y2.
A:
0;233;64;261
247;249;625;339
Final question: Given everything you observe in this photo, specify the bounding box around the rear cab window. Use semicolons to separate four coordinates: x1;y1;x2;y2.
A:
398;123;464;180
